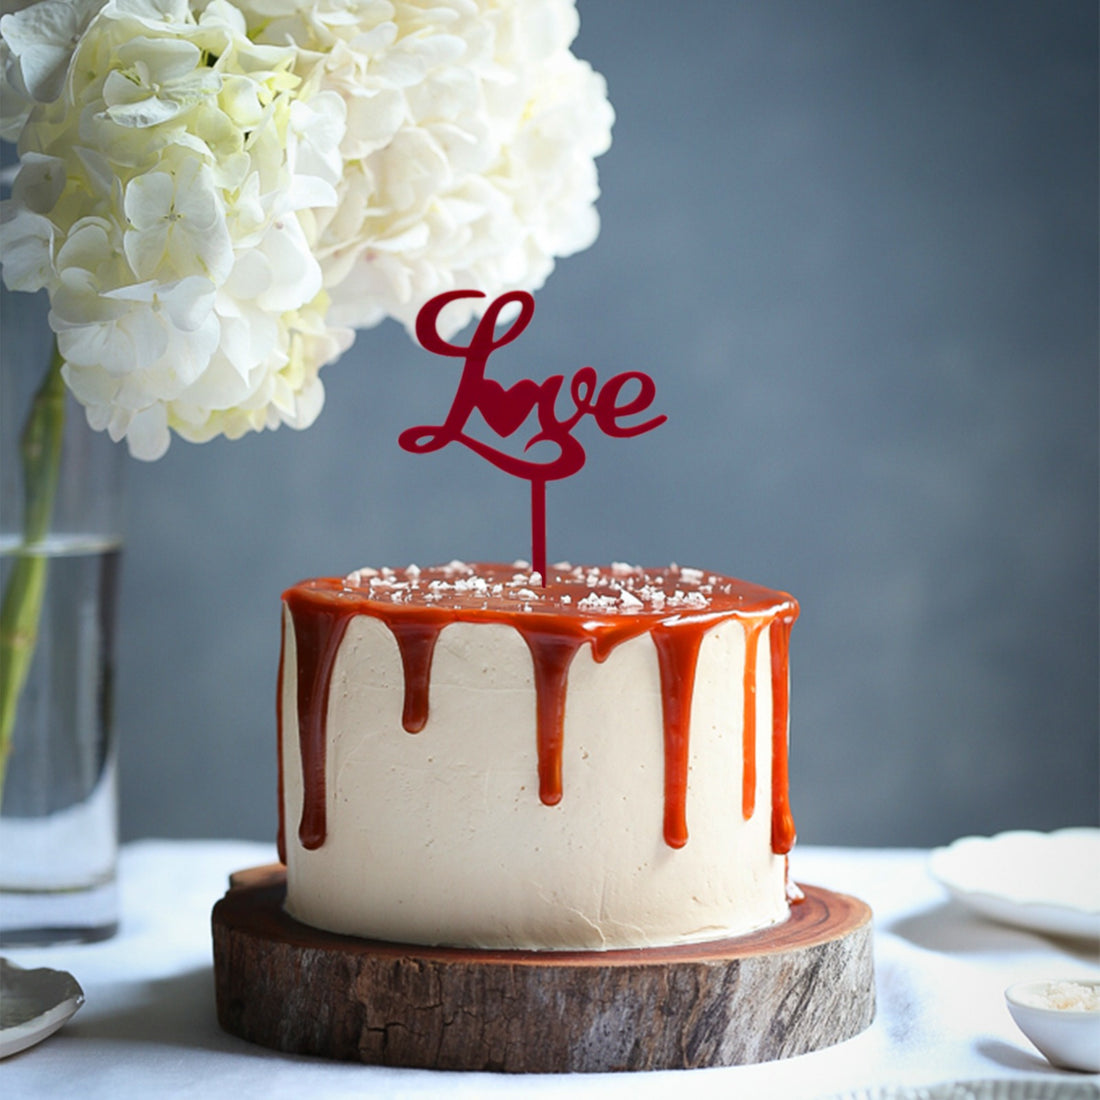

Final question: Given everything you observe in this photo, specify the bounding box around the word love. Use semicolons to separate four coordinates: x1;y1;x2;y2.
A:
399;289;666;584
398;290;666;483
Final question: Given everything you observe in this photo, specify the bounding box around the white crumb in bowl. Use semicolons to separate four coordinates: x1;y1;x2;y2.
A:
1011;979;1100;1013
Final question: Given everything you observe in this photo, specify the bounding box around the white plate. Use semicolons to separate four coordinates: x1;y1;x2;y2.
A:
0;957;84;1059
929;828;1100;939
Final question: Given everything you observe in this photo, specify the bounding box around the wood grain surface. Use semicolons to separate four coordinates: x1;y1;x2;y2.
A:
212;866;874;1072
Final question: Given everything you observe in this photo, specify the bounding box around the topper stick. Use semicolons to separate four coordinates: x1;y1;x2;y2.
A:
531;479;547;584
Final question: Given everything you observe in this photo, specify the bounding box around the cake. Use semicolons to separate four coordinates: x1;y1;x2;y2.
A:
277;560;800;950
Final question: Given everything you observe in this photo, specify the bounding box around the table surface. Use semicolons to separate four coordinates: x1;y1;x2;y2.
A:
3;840;1098;1099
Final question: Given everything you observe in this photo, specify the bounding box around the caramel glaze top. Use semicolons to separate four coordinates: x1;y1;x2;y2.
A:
277;562;799;864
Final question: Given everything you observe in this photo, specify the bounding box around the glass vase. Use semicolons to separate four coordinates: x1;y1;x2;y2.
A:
0;282;126;945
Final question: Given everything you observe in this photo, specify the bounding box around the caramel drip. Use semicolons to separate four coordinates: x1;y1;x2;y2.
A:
284;594;355;851
770;613;797;854
389;619;444;733
650;624;706;848
740;618;768;820
278;565;798;856
515;629;586;805
276;633;286;864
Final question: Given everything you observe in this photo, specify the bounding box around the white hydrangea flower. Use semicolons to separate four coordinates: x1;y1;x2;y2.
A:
253;0;614;336
0;0;612;457
1;0;350;458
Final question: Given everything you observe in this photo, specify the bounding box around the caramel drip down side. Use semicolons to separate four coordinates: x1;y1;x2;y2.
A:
770;613;797;855
740;618;768;821
389;619;445;733
650;623;706;849
284;596;355;851
514;629;586;806
276;634;286;864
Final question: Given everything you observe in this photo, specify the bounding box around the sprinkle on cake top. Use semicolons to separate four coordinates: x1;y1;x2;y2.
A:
334;561;794;619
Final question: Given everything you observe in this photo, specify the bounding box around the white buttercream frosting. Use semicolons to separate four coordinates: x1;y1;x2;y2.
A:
278;562;798;950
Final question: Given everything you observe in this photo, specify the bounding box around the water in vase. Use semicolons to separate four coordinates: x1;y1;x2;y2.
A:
0;534;121;944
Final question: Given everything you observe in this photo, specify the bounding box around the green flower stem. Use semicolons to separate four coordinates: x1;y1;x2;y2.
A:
0;344;66;807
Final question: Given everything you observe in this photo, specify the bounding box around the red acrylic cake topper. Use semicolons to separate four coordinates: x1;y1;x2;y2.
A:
399;290;667;582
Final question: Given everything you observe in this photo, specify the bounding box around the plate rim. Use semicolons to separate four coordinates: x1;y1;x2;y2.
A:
928;827;1100;936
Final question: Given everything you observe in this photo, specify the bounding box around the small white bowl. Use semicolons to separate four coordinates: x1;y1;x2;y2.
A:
1005;978;1100;1073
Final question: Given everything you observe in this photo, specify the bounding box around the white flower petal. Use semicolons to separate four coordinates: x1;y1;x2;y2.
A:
115;36;202;84
253;218;321;312
11;151;66;214
55;220;115;276
61;361;119;408
0;206;55;291
123;223;170;279
56;315;145;374
159;275;216;331
0;0;99;102
123;402;170;461
123;172;176;232
102;96;186;129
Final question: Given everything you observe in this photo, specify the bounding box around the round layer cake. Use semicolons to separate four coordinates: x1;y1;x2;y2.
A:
277;561;800;950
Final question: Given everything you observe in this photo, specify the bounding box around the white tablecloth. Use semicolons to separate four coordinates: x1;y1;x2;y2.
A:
3;840;1098;1099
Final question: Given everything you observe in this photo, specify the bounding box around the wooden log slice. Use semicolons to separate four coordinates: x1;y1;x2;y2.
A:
212;866;874;1073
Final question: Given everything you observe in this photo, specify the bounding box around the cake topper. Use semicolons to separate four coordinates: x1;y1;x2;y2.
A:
400;290;666;582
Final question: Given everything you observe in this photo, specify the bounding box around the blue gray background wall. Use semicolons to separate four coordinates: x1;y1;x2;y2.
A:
7;1;1097;847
